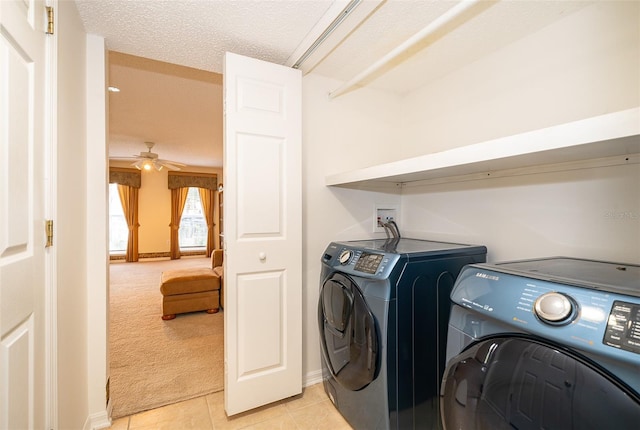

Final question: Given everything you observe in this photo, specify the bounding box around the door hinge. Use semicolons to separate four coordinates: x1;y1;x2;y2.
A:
45;220;53;248
45;6;54;35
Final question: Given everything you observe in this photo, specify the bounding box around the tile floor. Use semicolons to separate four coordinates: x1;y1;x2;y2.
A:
108;383;352;430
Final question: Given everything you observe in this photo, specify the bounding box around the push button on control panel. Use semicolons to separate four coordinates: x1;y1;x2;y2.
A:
534;292;575;324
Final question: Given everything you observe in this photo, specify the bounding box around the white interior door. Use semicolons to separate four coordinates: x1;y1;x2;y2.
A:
0;0;48;429
223;52;302;416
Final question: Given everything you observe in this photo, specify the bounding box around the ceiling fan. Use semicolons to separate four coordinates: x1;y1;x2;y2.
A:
117;141;187;171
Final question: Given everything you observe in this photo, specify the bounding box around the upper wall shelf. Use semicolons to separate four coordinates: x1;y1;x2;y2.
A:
326;108;640;189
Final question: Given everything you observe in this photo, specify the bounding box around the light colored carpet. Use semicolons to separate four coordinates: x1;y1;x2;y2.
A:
109;257;224;419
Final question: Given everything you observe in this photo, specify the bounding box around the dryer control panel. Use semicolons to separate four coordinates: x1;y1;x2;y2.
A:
354;252;384;274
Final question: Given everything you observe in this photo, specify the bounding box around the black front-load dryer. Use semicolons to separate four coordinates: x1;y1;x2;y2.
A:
320;271;379;391
319;238;487;429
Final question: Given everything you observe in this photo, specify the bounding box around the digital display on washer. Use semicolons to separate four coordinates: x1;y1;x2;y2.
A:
354;253;383;274
603;301;640;355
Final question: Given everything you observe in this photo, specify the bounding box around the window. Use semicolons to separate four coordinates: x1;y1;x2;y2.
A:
109;183;128;254
179;187;207;249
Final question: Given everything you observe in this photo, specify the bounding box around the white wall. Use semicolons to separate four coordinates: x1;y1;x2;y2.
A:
400;1;639;159
57;3;111;428
304;74;404;175
301;74;402;379
401;164;640;263
55;0;90;427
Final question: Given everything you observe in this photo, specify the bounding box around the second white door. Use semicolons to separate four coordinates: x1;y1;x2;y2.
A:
223;52;302;416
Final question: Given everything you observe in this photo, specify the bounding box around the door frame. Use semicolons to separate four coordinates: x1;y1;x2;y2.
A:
44;2;58;428
85;33;111;428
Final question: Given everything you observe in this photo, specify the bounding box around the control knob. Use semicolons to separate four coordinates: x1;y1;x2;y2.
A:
338;250;352;265
534;292;574;324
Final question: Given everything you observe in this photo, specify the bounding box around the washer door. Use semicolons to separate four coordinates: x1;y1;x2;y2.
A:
440;336;640;430
318;272;378;391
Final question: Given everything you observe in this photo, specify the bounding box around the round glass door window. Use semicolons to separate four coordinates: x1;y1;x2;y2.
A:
441;337;640;430
318;272;378;391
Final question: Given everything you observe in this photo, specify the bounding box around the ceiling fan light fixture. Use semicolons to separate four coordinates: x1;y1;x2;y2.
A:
134;159;155;171
143;159;166;172
116;142;187;172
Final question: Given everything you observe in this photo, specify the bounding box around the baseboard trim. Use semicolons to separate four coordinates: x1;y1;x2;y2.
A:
304;369;323;387
83;408;111;430
110;251;207;261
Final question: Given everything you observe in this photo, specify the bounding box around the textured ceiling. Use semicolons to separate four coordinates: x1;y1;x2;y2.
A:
75;0;337;73
75;0;593;169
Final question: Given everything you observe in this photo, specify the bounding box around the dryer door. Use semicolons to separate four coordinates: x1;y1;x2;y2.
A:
319;272;378;391
440;336;640;430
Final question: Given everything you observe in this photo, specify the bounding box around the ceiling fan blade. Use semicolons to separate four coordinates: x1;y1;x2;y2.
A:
157;158;186;167
158;162;183;171
109;156;138;161
152;160;164;171
131;160;145;170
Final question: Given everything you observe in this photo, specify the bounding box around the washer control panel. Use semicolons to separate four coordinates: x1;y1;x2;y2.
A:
604;301;640;354
451;266;640;360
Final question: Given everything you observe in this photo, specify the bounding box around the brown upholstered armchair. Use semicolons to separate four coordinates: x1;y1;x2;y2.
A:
159;249;225;320
212;249;224;309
